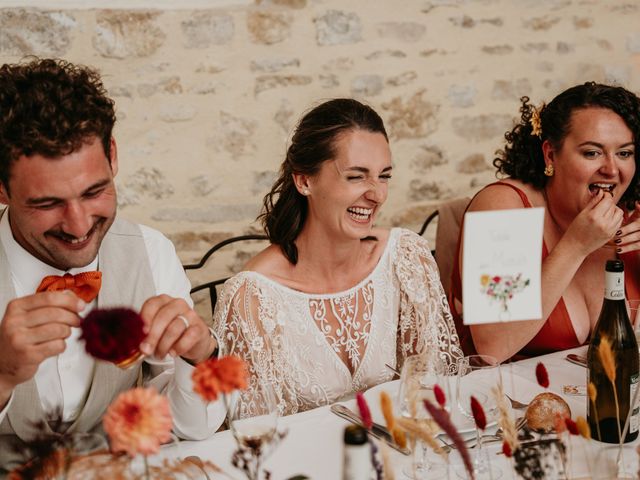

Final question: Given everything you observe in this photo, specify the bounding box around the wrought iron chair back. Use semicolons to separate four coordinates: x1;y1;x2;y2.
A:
184;234;269;315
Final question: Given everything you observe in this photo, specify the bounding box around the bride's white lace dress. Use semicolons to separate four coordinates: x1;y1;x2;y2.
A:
213;228;462;416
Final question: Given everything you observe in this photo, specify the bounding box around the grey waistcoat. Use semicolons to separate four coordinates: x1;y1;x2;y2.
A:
0;212;156;473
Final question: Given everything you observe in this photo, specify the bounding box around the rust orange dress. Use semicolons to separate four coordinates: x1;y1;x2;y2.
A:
449;182;640;360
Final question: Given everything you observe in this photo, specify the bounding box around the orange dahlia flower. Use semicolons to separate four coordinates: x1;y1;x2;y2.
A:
103;388;172;457
192;355;249;402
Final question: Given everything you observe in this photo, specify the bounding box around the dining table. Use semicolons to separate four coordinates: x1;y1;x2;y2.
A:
157;344;635;479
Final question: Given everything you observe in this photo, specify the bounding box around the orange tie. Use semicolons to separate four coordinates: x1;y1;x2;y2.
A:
36;272;102;302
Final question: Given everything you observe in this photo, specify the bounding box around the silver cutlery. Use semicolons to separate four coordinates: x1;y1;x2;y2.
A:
505;394;529;410
565;353;587;368
330;403;410;455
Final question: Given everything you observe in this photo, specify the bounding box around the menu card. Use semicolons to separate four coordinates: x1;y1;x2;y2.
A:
462;208;544;325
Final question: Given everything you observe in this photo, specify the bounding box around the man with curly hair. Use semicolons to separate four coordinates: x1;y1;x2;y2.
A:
0;58;224;471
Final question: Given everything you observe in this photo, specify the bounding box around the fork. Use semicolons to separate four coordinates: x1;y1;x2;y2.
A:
505;394;529;410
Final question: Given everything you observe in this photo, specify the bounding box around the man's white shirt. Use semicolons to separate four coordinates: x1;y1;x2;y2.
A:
0;211;224;439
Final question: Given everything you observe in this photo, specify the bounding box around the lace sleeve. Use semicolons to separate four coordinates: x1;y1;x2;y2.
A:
393;230;463;374
212;274;302;416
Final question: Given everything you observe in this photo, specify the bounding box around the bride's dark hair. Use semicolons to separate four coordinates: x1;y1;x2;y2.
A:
259;98;388;265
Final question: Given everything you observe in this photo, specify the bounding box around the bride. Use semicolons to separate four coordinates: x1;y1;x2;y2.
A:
213;98;462;415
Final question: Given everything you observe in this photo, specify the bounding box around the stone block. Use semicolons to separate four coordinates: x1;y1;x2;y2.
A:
627;33;640;53
274;100;295;132
189;175;218;197
381;90;439;140
481;45;513;55
387;71;417;87
319;74;340;88
250;57;300;73
94;10;165;58
451;114;513;141
314;10;362;46
252;171;278;195
449;15;475;28
573;16;593;29
408;179;452;201
0;9;75;56
215;111;258;159
181;12;234;48
491;79;532;100
124;167;174;200
351;75;383;97
457;153;490;174
521;42;549;53
159;104;197;122
448;84;476;108
152;204;261;223
390;204;437;230
523;16;560;30
255;74;312;95
257;0;307;8
411;145;447;172
366;50;407;60
556;41;574;54
376;22;426;42
247;11;292;45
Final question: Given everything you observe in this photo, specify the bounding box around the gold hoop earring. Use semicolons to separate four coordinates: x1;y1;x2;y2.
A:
544;164;554;177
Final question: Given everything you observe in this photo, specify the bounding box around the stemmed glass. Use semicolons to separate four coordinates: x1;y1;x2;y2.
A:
397;352;450;479
456;354;503;480
227;379;279;480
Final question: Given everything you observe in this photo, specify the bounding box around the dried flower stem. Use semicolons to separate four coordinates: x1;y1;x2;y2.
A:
598;337;622;442
587;382;602;441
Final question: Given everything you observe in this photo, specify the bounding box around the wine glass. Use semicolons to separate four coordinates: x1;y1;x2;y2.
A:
397;352;450;479
456;354;503;480
228;380;279;480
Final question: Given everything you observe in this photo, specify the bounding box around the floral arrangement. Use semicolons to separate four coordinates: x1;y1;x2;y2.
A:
480;273;530;314
80;307;146;368
103;387;173;457
192;354;249;402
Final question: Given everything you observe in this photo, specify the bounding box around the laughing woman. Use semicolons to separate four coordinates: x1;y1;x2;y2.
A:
450;83;640;362
213;99;462;415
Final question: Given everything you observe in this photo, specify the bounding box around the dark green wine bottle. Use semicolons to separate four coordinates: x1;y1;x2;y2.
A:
587;259;639;443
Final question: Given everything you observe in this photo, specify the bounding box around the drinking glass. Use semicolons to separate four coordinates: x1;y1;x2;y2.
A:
594;445;638;479
228;380;279;480
397;352;450;479
456;354;503;480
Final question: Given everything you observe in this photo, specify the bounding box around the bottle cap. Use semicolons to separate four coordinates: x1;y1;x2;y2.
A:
606;259;624;272
344;425;368;445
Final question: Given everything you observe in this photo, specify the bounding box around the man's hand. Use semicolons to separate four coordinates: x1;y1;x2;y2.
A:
0;291;84;407
139;295;216;364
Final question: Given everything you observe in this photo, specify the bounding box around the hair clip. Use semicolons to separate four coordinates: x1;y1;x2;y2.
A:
530;103;544;138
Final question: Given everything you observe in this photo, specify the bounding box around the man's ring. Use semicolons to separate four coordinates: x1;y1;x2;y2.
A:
177;315;190;329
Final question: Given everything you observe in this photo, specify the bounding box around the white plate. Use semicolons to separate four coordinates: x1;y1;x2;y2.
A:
363;379;510;438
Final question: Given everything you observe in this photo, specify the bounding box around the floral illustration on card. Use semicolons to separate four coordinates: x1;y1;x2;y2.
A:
480;273;530;315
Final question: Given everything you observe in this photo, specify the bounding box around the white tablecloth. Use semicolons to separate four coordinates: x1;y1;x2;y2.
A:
160;345;621;479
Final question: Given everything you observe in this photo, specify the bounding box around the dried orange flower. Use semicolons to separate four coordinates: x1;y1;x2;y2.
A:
530;103;544;137
575;416;591;439
103;388;172;457
192;355;248;402
598;337;617;383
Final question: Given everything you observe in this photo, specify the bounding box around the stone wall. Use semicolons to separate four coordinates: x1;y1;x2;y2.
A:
1;0;639;317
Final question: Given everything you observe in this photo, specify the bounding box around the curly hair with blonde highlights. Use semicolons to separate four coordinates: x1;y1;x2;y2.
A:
0;57;116;192
494;82;640;209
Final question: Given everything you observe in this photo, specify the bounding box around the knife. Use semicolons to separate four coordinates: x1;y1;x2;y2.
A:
330;404;410;455
565;353;587;368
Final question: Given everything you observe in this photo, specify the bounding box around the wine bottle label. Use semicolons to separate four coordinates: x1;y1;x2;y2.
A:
631;374;639;434
604;270;625;300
